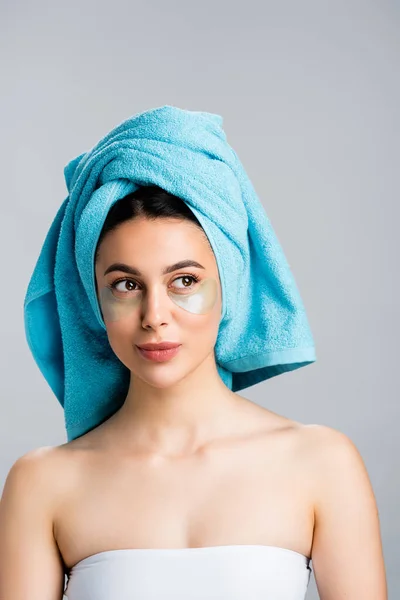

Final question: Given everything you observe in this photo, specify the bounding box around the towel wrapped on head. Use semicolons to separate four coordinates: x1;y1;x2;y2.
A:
23;104;316;442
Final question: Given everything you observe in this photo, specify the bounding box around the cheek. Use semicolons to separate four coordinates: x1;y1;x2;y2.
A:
98;287;141;322
103;320;135;366
170;279;221;344
168;278;218;315
180;298;221;351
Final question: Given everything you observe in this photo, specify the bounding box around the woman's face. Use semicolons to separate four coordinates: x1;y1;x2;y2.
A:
94;216;223;388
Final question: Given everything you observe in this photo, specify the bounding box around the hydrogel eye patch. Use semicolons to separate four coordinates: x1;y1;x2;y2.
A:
98;277;218;322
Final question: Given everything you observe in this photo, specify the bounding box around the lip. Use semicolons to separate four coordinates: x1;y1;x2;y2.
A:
136;342;181;350
136;344;182;363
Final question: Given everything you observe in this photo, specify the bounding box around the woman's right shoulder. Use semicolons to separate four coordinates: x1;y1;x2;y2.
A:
3;435;103;513
0;447;70;598
6;444;66;470
2;444;76;500
4;446;58;477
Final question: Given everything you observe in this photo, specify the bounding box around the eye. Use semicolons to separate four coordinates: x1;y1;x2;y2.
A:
110;279;138;293
109;274;200;294
173;274;200;290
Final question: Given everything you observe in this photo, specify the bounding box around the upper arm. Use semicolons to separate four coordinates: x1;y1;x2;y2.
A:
308;425;388;599
0;448;66;600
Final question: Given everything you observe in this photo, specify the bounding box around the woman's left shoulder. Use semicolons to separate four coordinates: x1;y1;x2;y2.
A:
296;422;377;516
296;427;387;597
297;422;364;460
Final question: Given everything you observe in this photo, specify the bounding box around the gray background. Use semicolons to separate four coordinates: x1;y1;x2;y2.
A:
1;0;398;597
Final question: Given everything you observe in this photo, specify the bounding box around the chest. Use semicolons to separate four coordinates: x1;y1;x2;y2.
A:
55;436;314;569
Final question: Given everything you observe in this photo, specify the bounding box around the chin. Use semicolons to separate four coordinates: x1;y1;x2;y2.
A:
134;370;187;389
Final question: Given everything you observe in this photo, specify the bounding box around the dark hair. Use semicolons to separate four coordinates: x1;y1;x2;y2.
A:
95;184;210;261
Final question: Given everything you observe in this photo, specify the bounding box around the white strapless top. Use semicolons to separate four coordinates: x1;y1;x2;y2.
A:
64;544;312;599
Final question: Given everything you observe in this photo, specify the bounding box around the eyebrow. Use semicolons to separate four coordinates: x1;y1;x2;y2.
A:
103;259;206;277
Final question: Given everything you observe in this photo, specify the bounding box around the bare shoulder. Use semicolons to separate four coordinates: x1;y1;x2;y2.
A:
0;447;68;598
296;424;387;599
295;422;375;506
297;422;366;460
1;444;73;511
4;444;65;478
2;446;59;491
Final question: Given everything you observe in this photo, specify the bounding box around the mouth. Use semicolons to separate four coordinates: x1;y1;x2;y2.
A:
135;344;182;363
136;342;181;350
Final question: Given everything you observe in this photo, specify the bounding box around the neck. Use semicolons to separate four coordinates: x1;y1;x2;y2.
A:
108;352;241;457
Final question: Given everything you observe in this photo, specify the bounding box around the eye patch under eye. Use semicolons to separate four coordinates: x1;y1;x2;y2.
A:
98;277;218;322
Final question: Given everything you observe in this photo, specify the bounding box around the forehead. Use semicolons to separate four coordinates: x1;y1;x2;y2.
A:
96;217;215;268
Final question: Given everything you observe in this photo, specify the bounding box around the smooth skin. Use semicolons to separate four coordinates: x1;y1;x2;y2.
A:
0;217;388;599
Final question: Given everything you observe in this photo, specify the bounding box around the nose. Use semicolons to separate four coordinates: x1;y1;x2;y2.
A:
140;285;171;329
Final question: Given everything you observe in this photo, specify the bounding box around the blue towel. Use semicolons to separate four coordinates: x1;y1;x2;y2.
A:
23;105;316;442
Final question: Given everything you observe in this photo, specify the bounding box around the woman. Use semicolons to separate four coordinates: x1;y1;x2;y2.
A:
0;107;387;599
